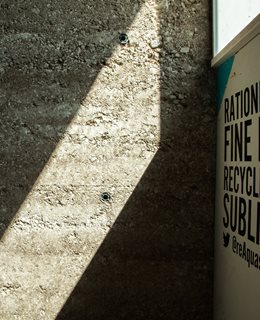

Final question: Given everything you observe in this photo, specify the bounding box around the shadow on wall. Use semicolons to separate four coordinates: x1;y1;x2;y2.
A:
57;0;215;319
0;0;144;238
0;0;215;319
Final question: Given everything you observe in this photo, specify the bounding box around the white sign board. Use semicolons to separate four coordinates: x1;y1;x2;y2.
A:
214;31;260;319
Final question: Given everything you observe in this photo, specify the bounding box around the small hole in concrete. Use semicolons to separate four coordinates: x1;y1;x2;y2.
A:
100;192;112;202
119;33;129;45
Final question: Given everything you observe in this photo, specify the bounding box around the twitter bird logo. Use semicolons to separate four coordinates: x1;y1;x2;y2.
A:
223;232;230;247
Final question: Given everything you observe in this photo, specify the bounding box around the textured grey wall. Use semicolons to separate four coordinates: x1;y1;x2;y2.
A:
0;0;215;319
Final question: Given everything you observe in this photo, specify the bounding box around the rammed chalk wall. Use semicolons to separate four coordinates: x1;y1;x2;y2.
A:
0;0;215;319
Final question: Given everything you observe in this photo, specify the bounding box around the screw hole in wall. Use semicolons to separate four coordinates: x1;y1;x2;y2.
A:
100;192;112;203
118;33;129;45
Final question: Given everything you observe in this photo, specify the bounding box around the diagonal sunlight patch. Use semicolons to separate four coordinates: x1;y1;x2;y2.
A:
0;1;161;319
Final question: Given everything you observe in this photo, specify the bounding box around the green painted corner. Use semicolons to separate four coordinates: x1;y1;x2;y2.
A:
217;56;234;112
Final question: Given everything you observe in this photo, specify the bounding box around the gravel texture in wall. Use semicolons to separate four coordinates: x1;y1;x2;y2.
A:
0;0;215;319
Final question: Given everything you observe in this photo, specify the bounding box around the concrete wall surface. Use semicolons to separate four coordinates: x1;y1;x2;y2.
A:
0;0;215;319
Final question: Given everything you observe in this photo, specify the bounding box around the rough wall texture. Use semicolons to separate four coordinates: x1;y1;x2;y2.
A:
0;0;215;319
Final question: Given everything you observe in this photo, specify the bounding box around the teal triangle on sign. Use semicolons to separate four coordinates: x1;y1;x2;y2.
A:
217;56;234;113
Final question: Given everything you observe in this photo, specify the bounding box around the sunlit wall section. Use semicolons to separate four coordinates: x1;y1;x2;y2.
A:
0;1;160;318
